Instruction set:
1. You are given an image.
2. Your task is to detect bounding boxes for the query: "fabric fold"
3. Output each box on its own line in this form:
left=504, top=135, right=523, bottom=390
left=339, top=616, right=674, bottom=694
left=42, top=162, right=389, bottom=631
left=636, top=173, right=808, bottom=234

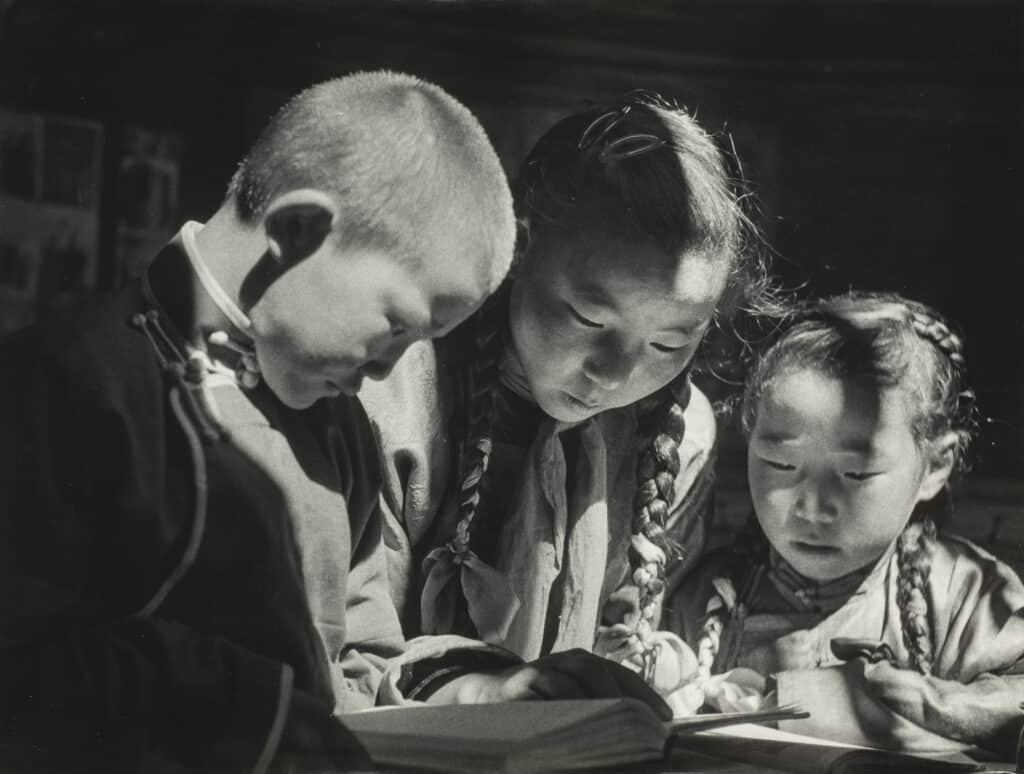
left=420, top=546, right=521, bottom=643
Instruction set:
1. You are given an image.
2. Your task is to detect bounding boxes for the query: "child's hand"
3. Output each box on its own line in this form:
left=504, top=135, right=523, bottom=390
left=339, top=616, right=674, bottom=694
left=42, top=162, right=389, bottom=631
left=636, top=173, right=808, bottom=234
left=595, top=625, right=699, bottom=696
left=429, top=648, right=673, bottom=719
left=861, top=661, right=1024, bottom=752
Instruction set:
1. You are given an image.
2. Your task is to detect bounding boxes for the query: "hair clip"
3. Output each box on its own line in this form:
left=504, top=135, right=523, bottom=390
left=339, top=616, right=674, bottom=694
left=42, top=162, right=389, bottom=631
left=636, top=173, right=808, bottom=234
left=600, top=133, right=668, bottom=162
left=578, top=106, right=630, bottom=152
left=578, top=104, right=667, bottom=163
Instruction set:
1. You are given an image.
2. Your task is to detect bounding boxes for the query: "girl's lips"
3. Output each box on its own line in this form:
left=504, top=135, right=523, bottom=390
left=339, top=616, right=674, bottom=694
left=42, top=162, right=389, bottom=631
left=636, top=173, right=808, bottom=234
left=563, top=391, right=599, bottom=410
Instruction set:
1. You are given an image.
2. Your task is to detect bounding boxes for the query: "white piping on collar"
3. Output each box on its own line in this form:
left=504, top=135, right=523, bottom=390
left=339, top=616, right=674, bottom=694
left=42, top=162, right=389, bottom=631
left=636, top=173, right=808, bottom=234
left=179, top=220, right=253, bottom=336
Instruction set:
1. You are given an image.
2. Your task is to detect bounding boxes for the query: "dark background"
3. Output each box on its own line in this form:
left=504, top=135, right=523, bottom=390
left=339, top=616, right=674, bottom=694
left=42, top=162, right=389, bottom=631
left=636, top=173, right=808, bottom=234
left=1, top=0, right=1021, bottom=550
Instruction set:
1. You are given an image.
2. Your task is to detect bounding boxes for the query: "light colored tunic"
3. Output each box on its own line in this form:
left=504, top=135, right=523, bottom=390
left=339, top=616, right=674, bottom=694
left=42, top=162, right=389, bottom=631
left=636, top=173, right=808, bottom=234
left=361, top=338, right=717, bottom=660
left=667, top=533, right=1024, bottom=750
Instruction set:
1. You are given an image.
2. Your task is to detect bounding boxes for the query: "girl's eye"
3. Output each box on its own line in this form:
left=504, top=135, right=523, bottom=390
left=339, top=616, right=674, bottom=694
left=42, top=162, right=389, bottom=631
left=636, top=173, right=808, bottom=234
left=845, top=471, right=882, bottom=482
left=565, top=303, right=602, bottom=328
left=387, top=318, right=408, bottom=337
left=761, top=458, right=795, bottom=472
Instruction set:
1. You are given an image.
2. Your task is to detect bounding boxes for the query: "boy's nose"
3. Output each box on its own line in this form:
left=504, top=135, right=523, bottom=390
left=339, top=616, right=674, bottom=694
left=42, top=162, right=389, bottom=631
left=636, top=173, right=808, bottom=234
left=361, top=342, right=407, bottom=382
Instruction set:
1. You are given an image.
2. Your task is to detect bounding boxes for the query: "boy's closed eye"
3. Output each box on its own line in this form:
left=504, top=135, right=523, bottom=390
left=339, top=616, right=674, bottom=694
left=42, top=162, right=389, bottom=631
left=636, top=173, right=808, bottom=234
left=759, top=458, right=796, bottom=472
left=564, top=302, right=603, bottom=328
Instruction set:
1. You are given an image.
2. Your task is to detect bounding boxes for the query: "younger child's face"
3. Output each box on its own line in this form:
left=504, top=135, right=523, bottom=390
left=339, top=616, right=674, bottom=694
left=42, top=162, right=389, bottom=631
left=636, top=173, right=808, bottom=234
left=747, top=368, right=940, bottom=582
left=251, top=237, right=482, bottom=409
left=509, top=229, right=725, bottom=423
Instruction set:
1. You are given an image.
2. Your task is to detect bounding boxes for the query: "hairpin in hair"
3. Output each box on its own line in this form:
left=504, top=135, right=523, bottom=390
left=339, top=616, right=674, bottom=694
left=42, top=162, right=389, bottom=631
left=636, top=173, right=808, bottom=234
left=578, top=105, right=667, bottom=163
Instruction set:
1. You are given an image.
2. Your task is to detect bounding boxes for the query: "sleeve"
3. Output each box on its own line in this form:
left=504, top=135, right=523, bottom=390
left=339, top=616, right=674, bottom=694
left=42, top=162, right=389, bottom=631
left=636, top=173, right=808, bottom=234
left=334, top=388, right=520, bottom=712
left=0, top=329, right=356, bottom=773
left=931, top=536, right=1024, bottom=681
left=331, top=491, right=410, bottom=712
left=359, top=340, right=455, bottom=629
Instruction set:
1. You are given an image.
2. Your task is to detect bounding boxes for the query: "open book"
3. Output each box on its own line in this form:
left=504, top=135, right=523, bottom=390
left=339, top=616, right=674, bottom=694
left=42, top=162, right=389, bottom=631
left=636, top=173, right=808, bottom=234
left=673, top=722, right=985, bottom=774
left=339, top=700, right=807, bottom=773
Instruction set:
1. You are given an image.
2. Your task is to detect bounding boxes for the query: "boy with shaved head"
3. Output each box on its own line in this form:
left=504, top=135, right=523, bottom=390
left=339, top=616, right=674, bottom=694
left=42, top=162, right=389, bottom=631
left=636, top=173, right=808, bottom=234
left=0, top=71, right=667, bottom=773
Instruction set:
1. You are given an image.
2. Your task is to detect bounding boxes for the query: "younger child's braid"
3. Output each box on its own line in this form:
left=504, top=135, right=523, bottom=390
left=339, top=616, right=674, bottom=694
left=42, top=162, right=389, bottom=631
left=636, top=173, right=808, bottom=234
left=630, top=374, right=692, bottom=670
left=694, top=517, right=770, bottom=681
left=895, top=515, right=938, bottom=674
left=892, top=302, right=971, bottom=674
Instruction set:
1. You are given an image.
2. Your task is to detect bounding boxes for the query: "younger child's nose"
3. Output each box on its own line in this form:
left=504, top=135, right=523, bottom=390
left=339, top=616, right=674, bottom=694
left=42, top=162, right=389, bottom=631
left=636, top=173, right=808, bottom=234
left=792, top=483, right=838, bottom=524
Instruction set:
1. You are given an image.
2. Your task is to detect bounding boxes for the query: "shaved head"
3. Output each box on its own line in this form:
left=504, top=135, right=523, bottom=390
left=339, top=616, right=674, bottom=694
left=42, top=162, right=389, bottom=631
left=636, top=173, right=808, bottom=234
left=228, top=70, right=514, bottom=295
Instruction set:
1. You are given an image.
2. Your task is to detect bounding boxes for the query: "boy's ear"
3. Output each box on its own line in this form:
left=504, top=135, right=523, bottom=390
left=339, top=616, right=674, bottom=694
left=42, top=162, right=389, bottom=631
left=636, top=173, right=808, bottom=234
left=263, top=189, right=339, bottom=265
left=510, top=216, right=531, bottom=276
left=916, top=431, right=958, bottom=503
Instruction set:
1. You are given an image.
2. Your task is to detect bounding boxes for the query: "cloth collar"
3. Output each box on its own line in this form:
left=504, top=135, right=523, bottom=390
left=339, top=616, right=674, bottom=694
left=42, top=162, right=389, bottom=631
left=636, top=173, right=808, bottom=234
left=765, top=543, right=895, bottom=614
left=497, top=344, right=534, bottom=403
left=143, top=225, right=258, bottom=388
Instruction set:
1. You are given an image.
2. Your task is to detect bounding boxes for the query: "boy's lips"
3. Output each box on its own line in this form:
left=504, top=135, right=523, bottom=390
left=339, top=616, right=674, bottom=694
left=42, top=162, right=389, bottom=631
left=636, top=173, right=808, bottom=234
left=325, top=376, right=361, bottom=396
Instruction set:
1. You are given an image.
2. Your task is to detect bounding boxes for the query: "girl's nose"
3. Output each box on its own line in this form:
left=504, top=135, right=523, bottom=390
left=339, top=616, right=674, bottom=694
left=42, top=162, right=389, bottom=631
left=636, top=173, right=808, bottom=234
left=581, top=337, right=634, bottom=391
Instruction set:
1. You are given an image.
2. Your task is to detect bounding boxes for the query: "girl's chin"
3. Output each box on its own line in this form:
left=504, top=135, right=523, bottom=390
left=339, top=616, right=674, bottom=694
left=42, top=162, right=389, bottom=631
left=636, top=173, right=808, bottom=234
left=538, top=391, right=603, bottom=422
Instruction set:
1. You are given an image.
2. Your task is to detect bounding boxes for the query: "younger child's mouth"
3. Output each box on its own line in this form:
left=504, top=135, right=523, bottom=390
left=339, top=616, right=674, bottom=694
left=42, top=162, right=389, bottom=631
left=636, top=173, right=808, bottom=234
left=791, top=541, right=840, bottom=555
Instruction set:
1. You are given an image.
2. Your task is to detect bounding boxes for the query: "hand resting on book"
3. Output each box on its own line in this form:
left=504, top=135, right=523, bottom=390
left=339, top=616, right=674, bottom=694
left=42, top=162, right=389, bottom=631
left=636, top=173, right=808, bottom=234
left=425, top=648, right=673, bottom=719
left=857, top=659, right=1024, bottom=753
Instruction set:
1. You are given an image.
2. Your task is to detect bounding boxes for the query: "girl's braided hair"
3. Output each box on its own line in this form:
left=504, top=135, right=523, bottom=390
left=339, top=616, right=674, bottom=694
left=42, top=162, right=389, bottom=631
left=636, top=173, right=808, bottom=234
left=696, top=291, right=977, bottom=678
left=435, top=93, right=774, bottom=659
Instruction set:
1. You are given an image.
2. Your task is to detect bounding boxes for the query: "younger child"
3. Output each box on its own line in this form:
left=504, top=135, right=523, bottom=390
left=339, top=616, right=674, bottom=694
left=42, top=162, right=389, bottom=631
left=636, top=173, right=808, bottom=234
left=664, top=292, right=1024, bottom=754
left=361, top=92, right=773, bottom=702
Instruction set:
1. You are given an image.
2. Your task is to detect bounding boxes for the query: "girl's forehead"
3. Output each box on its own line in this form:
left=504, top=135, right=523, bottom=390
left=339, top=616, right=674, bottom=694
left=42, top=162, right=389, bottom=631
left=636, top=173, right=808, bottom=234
left=755, top=368, right=916, bottom=452
left=547, top=233, right=727, bottom=308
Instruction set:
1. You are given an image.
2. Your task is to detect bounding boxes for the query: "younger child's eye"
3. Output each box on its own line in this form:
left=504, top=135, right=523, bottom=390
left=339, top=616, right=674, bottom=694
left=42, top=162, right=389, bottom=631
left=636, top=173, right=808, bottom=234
left=565, top=303, right=602, bottom=328
left=651, top=342, right=687, bottom=354
left=845, top=471, right=882, bottom=482
left=760, top=458, right=795, bottom=472
left=387, top=317, right=408, bottom=337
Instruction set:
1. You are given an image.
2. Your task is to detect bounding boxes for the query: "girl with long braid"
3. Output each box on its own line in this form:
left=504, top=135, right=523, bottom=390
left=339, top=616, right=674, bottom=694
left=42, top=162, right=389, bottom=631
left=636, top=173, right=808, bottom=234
left=360, top=92, right=772, bottom=704
left=664, top=292, right=1024, bottom=754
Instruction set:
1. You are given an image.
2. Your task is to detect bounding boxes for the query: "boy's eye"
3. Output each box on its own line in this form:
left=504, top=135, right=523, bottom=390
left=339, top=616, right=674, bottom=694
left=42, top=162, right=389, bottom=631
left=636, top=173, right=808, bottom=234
left=387, top=317, right=408, bottom=337
left=844, top=471, right=882, bottom=482
left=760, top=458, right=795, bottom=472
left=565, top=303, right=602, bottom=328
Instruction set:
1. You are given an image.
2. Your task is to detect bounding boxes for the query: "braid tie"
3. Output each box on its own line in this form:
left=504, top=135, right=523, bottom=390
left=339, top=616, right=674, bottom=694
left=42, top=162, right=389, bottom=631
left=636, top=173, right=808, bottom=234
left=909, top=311, right=965, bottom=366
left=895, top=517, right=937, bottom=675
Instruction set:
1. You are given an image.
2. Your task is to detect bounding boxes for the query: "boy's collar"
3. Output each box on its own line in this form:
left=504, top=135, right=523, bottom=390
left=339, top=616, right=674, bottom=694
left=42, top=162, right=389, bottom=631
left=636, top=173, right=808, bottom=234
left=177, top=221, right=253, bottom=338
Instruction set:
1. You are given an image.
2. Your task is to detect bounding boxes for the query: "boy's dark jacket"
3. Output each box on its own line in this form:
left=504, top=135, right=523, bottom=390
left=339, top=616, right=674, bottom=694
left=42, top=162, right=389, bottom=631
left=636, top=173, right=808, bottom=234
left=0, top=244, right=389, bottom=772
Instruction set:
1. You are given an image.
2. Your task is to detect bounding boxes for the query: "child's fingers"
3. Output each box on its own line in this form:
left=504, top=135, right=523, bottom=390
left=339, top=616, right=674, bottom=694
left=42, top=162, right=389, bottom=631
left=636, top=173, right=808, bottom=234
left=527, top=650, right=673, bottom=718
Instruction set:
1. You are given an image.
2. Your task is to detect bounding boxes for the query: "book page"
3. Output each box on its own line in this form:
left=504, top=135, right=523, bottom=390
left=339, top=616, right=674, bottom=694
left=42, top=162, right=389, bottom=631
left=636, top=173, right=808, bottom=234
left=676, top=723, right=982, bottom=774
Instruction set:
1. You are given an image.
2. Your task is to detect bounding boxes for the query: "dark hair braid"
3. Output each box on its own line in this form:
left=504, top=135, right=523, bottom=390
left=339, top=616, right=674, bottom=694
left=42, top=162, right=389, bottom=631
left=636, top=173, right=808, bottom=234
left=630, top=374, right=692, bottom=659
left=895, top=515, right=937, bottom=674
left=448, top=290, right=508, bottom=568
left=695, top=517, right=770, bottom=680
